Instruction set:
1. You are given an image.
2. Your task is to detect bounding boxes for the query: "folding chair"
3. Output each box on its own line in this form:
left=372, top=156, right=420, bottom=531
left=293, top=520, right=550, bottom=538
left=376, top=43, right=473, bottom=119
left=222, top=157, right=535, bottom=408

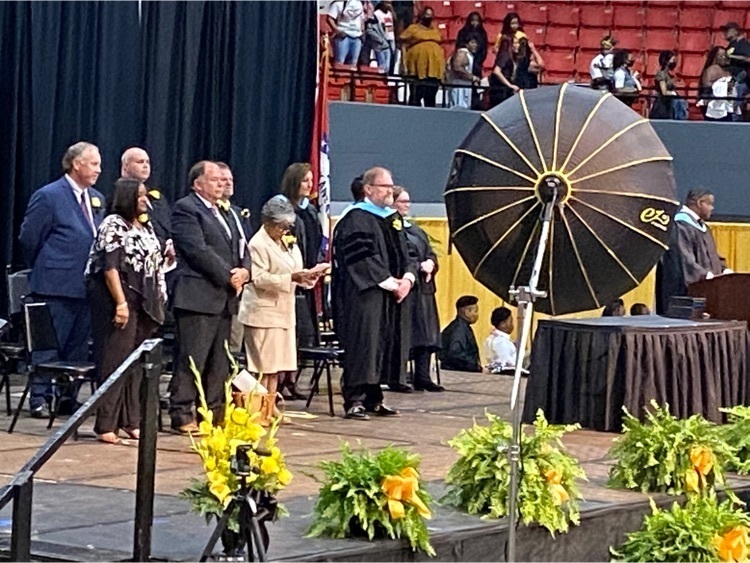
left=8, top=302, right=96, bottom=433
left=0, top=268, right=31, bottom=416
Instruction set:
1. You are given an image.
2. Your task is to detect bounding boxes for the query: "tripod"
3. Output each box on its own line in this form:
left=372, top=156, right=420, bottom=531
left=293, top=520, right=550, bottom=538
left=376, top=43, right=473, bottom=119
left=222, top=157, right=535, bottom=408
left=199, top=472, right=274, bottom=562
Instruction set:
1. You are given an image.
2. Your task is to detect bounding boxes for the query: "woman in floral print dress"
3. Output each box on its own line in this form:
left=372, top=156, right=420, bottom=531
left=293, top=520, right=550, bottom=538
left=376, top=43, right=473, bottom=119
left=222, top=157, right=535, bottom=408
left=86, top=178, right=169, bottom=444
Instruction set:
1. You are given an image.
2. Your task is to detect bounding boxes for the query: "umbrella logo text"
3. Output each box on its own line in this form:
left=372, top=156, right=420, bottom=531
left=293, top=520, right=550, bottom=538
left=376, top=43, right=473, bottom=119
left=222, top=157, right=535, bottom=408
left=639, top=208, right=671, bottom=232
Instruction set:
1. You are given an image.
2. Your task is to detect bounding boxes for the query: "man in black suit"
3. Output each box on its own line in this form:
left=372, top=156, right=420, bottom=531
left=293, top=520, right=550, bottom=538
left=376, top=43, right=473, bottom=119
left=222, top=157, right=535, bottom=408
left=168, top=161, right=251, bottom=434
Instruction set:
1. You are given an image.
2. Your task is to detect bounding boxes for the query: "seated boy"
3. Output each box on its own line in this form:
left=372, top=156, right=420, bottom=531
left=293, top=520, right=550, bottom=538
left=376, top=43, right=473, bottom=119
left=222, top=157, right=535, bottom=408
left=440, top=295, right=482, bottom=372
left=483, top=307, right=518, bottom=374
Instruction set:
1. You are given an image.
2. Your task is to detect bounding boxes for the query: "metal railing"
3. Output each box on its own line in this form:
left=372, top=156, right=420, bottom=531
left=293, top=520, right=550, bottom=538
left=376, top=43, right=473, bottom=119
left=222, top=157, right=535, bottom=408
left=0, top=338, right=163, bottom=562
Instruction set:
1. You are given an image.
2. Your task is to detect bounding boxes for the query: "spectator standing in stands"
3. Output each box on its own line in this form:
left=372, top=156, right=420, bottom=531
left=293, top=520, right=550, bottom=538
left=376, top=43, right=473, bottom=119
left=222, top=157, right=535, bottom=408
left=590, top=35, right=616, bottom=90
left=400, top=7, right=444, bottom=107
left=722, top=22, right=750, bottom=120
left=392, top=187, right=443, bottom=392
left=630, top=303, right=651, bottom=316
left=328, top=0, right=366, bottom=67
left=489, top=36, right=518, bottom=107
left=440, top=295, right=482, bottom=373
left=86, top=178, right=168, bottom=444
left=372, top=1, right=396, bottom=73
left=612, top=49, right=642, bottom=106
left=514, top=36, right=543, bottom=90
left=650, top=50, right=687, bottom=120
left=494, top=12, right=542, bottom=64
left=447, top=37, right=480, bottom=109
left=699, top=47, right=735, bottom=122
left=456, top=12, right=488, bottom=79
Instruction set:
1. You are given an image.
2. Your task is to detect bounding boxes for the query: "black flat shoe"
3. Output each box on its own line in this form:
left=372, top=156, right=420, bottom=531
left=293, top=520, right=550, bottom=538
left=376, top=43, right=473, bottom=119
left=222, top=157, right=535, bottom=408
left=367, top=404, right=400, bottom=417
left=415, top=382, right=445, bottom=392
left=345, top=406, right=370, bottom=420
left=388, top=384, right=414, bottom=393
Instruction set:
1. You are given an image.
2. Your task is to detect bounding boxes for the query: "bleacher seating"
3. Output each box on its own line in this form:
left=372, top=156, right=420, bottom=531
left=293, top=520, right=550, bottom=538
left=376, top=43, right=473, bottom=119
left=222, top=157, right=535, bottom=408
left=320, top=0, right=749, bottom=115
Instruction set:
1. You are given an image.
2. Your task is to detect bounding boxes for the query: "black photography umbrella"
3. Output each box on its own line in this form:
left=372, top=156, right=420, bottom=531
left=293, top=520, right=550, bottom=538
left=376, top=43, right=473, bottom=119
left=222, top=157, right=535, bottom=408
left=445, top=83, right=679, bottom=316
left=444, top=84, right=678, bottom=561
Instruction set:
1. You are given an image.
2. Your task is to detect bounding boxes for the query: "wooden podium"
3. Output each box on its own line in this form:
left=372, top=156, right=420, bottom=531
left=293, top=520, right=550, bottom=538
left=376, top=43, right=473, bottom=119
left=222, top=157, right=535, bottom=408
left=688, top=274, right=750, bottom=323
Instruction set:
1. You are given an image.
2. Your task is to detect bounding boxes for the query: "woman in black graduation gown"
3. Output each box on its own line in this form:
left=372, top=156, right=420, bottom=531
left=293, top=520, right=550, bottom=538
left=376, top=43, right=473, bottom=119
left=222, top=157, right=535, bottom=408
left=393, top=187, right=443, bottom=391
left=278, top=162, right=324, bottom=399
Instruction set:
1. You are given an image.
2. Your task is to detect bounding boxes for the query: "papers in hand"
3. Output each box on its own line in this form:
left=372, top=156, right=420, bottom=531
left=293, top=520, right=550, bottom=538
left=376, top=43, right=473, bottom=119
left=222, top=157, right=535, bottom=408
left=309, top=262, right=331, bottom=275
left=232, top=369, right=268, bottom=395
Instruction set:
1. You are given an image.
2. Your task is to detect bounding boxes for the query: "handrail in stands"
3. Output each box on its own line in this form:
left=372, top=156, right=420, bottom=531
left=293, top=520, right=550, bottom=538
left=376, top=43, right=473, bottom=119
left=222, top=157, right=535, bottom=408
left=0, top=338, right=163, bottom=562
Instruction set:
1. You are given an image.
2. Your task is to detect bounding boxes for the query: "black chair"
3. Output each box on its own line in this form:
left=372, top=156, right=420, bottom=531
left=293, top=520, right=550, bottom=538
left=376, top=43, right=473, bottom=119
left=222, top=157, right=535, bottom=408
left=8, top=302, right=97, bottom=433
left=299, top=344, right=342, bottom=417
left=0, top=268, right=32, bottom=416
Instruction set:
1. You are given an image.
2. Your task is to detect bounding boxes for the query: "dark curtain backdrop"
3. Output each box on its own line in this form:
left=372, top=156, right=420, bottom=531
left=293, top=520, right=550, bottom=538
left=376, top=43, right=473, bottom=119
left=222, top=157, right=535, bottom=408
left=0, top=1, right=318, bottom=316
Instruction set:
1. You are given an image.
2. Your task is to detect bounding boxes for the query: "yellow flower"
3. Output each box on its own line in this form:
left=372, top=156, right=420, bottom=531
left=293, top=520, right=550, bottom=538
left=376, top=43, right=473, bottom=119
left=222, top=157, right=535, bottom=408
left=198, top=420, right=213, bottom=437
left=549, top=483, right=570, bottom=506
left=690, top=445, right=715, bottom=477
left=231, top=408, right=250, bottom=426
left=261, top=455, right=280, bottom=475
left=204, top=456, right=217, bottom=471
left=209, top=482, right=233, bottom=506
left=685, top=468, right=701, bottom=493
left=90, top=196, right=101, bottom=208
left=282, top=233, right=297, bottom=248
left=714, top=526, right=750, bottom=562
left=381, top=467, right=431, bottom=520
left=138, top=213, right=149, bottom=224
left=277, top=467, right=293, bottom=486
left=544, top=468, right=563, bottom=485
left=392, top=217, right=402, bottom=231
left=148, top=189, right=161, bottom=200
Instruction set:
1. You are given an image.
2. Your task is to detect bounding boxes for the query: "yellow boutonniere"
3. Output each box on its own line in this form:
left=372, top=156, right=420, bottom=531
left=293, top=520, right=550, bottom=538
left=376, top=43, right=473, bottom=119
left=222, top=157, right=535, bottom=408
left=240, top=208, right=251, bottom=218
left=282, top=233, right=297, bottom=248
left=392, top=217, right=402, bottom=231
left=138, top=213, right=150, bottom=224
left=148, top=189, right=161, bottom=200
left=90, top=196, right=102, bottom=208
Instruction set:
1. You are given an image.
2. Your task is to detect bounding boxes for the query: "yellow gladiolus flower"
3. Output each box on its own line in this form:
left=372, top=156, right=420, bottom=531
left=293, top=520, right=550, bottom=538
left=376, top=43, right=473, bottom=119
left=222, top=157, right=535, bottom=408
left=713, top=525, right=750, bottom=562
left=277, top=467, right=293, bottom=486
left=198, top=420, right=213, bottom=437
left=685, top=468, right=701, bottom=493
left=209, top=482, right=233, bottom=506
left=387, top=498, right=406, bottom=520
left=690, top=445, right=715, bottom=477
left=544, top=468, right=563, bottom=485
left=204, top=456, right=217, bottom=471
left=231, top=408, right=250, bottom=426
left=261, top=455, right=280, bottom=475
left=549, top=483, right=570, bottom=506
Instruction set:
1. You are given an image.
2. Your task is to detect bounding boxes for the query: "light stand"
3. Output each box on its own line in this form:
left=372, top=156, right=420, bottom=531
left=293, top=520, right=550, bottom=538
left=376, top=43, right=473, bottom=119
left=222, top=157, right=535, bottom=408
left=505, top=180, right=560, bottom=562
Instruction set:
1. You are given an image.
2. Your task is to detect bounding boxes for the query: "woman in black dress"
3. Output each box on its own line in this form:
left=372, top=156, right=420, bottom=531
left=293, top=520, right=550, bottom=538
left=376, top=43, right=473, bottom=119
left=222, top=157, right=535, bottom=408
left=392, top=187, right=443, bottom=392
left=278, top=162, right=324, bottom=398
left=86, top=178, right=168, bottom=444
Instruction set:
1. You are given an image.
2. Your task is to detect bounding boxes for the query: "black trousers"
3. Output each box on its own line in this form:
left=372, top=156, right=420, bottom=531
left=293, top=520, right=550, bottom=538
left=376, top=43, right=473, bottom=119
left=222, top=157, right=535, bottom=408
left=169, top=308, right=231, bottom=427
left=90, top=280, right=158, bottom=434
left=412, top=346, right=435, bottom=388
left=342, top=383, right=384, bottom=412
left=408, top=78, right=439, bottom=108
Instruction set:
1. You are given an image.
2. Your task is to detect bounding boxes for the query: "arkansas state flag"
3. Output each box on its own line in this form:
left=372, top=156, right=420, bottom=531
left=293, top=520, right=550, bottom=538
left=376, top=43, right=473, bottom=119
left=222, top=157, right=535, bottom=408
left=311, top=35, right=331, bottom=258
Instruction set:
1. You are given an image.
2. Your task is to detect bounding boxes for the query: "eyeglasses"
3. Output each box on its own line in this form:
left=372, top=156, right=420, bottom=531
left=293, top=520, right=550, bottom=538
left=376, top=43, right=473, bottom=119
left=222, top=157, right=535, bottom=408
left=369, top=183, right=395, bottom=190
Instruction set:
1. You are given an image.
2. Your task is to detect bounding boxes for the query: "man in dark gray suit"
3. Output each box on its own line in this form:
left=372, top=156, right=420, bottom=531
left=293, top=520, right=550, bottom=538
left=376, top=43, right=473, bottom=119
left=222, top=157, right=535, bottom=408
left=168, top=161, right=251, bottom=434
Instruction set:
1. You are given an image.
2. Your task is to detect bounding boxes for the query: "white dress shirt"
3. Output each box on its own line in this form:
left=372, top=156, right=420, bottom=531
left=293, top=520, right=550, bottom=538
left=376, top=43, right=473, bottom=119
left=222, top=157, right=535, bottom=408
left=484, top=329, right=517, bottom=371
left=195, top=191, right=232, bottom=239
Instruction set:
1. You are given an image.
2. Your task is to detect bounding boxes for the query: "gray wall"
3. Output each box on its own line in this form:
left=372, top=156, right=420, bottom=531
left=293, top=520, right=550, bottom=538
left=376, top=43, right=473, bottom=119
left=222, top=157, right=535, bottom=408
left=329, top=101, right=750, bottom=220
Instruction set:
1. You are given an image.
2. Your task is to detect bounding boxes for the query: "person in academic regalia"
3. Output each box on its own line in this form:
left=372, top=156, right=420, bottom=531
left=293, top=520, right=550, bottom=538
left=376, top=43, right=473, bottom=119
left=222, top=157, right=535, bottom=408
left=332, top=166, right=417, bottom=420
left=656, top=189, right=732, bottom=314
left=392, top=187, right=443, bottom=392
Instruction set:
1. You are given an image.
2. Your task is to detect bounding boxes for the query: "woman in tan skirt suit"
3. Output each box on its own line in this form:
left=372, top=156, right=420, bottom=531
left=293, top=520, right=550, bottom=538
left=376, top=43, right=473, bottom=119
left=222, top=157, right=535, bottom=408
left=239, top=196, right=322, bottom=422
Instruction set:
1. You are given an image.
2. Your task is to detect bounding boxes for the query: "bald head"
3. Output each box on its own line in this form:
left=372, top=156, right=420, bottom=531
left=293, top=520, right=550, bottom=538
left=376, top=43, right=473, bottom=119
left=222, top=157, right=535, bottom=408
left=121, top=147, right=151, bottom=183
left=362, top=166, right=394, bottom=208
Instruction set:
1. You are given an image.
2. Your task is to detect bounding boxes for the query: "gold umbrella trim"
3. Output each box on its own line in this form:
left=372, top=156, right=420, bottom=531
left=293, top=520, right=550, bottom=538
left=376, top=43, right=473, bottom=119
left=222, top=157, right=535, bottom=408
left=511, top=221, right=541, bottom=289
left=565, top=204, right=640, bottom=285
left=473, top=202, right=541, bottom=278
left=519, top=90, right=548, bottom=173
left=570, top=156, right=673, bottom=185
left=481, top=114, right=542, bottom=177
left=560, top=207, right=601, bottom=309
left=572, top=188, right=679, bottom=205
left=453, top=195, right=537, bottom=237
left=559, top=93, right=610, bottom=172
left=455, top=149, right=537, bottom=184
left=552, top=82, right=569, bottom=171
left=569, top=196, right=669, bottom=250
left=444, top=186, right=535, bottom=196
left=566, top=119, right=651, bottom=178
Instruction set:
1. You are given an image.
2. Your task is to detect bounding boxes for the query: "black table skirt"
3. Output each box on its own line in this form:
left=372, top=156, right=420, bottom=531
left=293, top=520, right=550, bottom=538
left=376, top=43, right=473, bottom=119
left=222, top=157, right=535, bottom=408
left=521, top=316, right=750, bottom=431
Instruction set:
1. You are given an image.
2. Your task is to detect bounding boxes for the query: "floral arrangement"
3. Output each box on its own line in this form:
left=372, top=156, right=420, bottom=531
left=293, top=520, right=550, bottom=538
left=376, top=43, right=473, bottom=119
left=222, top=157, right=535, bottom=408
left=179, top=357, right=293, bottom=534
left=611, top=493, right=750, bottom=562
left=607, top=401, right=735, bottom=498
left=442, top=409, right=586, bottom=536
left=719, top=406, right=750, bottom=475
left=306, top=444, right=434, bottom=556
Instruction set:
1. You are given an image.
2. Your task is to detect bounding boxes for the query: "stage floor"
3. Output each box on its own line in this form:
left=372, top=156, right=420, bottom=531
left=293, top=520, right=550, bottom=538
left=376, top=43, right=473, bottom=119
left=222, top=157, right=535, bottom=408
left=0, top=369, right=745, bottom=560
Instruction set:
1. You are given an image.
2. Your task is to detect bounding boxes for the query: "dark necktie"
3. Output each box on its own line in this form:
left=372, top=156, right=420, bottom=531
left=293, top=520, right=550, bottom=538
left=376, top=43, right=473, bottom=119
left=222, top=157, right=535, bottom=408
left=80, top=193, right=94, bottom=231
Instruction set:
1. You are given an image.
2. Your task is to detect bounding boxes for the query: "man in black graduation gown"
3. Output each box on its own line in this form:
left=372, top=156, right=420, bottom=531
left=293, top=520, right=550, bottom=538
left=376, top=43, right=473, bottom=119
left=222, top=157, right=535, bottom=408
left=439, top=295, right=483, bottom=372
left=657, top=189, right=732, bottom=314
left=332, top=166, right=417, bottom=420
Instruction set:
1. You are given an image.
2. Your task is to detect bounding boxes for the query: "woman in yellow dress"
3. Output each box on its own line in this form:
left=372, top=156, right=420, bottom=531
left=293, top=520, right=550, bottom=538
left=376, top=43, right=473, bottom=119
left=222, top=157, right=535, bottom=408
left=400, top=6, right=444, bottom=107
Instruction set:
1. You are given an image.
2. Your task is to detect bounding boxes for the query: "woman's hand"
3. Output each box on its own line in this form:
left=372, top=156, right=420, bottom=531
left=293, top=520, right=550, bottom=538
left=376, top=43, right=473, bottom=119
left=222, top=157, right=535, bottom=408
left=292, top=271, right=317, bottom=286
left=511, top=84, right=521, bottom=93
left=114, top=302, right=129, bottom=329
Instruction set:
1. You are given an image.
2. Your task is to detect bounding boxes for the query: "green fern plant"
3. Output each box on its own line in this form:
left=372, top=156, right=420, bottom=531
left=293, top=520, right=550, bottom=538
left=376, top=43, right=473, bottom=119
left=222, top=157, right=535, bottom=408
left=719, top=406, right=750, bottom=475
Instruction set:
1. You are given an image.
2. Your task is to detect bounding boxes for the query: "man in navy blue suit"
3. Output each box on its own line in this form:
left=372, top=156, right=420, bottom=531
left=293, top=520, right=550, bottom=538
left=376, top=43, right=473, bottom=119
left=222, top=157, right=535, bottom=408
left=19, top=141, right=106, bottom=417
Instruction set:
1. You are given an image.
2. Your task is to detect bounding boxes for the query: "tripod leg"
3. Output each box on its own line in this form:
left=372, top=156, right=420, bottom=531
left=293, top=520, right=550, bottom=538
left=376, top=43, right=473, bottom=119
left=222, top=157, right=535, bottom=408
left=199, top=500, right=237, bottom=562
left=248, top=517, right=267, bottom=562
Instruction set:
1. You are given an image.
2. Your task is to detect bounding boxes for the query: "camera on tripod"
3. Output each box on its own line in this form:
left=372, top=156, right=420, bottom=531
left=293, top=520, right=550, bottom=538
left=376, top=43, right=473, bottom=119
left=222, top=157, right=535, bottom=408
left=231, top=444, right=273, bottom=477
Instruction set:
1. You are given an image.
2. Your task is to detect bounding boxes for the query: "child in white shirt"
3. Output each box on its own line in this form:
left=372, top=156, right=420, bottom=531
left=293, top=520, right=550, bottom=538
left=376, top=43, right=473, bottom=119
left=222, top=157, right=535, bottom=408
left=483, top=307, right=517, bottom=373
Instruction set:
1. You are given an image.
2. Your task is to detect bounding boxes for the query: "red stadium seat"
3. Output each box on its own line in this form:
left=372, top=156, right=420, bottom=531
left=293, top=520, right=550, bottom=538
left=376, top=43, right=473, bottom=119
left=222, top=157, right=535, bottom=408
left=484, top=1, right=509, bottom=24
left=445, top=19, right=463, bottom=40
left=543, top=26, right=578, bottom=49
left=644, top=29, right=678, bottom=52
left=546, top=3, right=581, bottom=27
left=422, top=1, right=457, bottom=21
left=527, top=25, right=546, bottom=45
left=540, top=48, right=575, bottom=76
left=680, top=53, right=708, bottom=81
left=613, top=5, right=645, bottom=29
left=644, top=5, right=679, bottom=29
left=679, top=6, right=714, bottom=30
left=718, top=0, right=750, bottom=7
left=514, top=2, right=549, bottom=26
left=643, top=52, right=661, bottom=78
left=435, top=21, right=450, bottom=40
left=575, top=49, right=597, bottom=76
left=611, top=28, right=645, bottom=51
left=712, top=9, right=747, bottom=31
left=454, top=2, right=484, bottom=20
left=578, top=27, right=611, bottom=50
left=580, top=3, right=614, bottom=28
left=679, top=30, right=712, bottom=54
